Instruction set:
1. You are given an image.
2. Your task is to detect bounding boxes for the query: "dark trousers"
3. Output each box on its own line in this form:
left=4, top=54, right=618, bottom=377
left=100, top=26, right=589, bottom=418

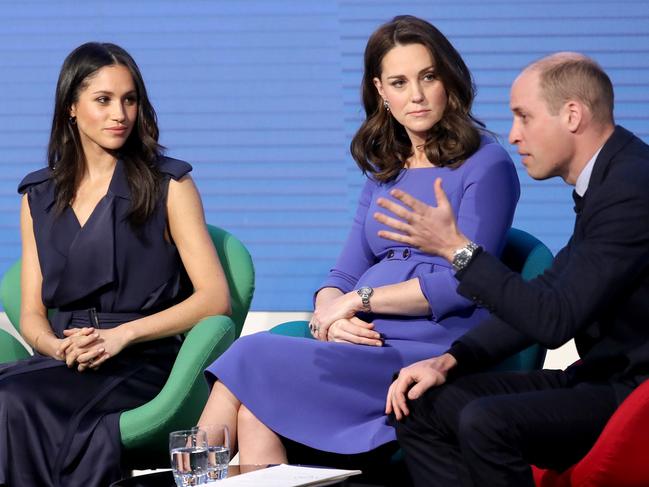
left=394, top=369, right=618, bottom=487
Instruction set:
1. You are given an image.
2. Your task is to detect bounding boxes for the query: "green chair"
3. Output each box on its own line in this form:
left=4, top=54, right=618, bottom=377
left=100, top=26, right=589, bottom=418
left=270, top=227, right=554, bottom=371
left=0, top=224, right=255, bottom=469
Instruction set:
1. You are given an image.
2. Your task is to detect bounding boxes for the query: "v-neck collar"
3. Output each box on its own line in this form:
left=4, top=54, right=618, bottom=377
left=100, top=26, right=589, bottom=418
left=69, top=160, right=130, bottom=229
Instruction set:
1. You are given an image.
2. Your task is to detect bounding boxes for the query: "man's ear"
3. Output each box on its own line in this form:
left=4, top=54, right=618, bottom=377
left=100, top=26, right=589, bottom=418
left=563, top=100, right=583, bottom=133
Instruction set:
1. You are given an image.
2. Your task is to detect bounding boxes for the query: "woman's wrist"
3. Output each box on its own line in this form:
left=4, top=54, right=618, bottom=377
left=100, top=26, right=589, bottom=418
left=116, top=321, right=138, bottom=347
left=314, top=287, right=344, bottom=309
left=34, top=331, right=58, bottom=357
left=347, top=290, right=365, bottom=314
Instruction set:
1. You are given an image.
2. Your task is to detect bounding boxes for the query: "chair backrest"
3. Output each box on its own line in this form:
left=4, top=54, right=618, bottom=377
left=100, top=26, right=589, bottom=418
left=0, top=224, right=254, bottom=339
left=0, top=260, right=21, bottom=333
left=494, top=227, right=554, bottom=371
left=206, top=224, right=254, bottom=338
left=501, top=228, right=554, bottom=282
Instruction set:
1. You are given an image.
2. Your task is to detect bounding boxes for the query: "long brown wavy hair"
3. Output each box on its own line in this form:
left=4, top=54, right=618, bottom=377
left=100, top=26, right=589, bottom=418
left=351, top=15, right=483, bottom=182
left=47, top=42, right=163, bottom=224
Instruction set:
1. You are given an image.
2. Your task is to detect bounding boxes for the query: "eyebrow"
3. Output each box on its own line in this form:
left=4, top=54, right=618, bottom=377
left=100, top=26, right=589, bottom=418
left=386, top=65, right=436, bottom=80
left=91, top=90, right=137, bottom=95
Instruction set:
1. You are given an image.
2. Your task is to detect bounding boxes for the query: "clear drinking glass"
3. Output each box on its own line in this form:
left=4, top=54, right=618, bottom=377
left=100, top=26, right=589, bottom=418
left=169, top=428, right=208, bottom=486
left=203, top=424, right=230, bottom=482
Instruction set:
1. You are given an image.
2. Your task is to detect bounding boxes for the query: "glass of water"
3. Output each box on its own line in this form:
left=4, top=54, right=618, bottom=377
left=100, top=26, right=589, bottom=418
left=203, top=424, right=230, bottom=482
left=169, top=428, right=208, bottom=486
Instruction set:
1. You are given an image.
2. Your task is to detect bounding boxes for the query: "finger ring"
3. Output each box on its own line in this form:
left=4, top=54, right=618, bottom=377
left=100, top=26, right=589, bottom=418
left=309, top=321, right=319, bottom=333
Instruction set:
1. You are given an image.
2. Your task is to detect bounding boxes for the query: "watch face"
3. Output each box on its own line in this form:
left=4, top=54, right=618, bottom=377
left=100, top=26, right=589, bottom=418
left=357, top=286, right=373, bottom=310
left=457, top=249, right=471, bottom=262
left=452, top=243, right=477, bottom=271
left=359, top=286, right=372, bottom=297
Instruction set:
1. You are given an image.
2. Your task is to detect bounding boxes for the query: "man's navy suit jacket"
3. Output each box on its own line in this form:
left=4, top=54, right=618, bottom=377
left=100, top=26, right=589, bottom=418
left=449, top=125, right=649, bottom=402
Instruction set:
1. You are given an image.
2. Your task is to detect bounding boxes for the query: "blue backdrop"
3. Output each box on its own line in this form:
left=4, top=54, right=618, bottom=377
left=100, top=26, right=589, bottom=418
left=1, top=1, right=648, bottom=310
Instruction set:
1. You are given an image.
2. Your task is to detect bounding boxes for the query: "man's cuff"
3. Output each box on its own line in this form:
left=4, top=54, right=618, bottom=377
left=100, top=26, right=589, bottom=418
left=445, top=341, right=480, bottom=376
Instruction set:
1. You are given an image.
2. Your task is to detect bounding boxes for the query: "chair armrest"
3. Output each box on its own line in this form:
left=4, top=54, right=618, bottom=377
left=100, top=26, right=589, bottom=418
left=269, top=320, right=312, bottom=339
left=0, top=328, right=31, bottom=364
left=120, top=314, right=236, bottom=452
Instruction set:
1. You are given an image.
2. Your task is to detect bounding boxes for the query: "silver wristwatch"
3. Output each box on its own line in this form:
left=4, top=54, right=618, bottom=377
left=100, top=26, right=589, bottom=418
left=452, top=241, right=480, bottom=271
left=356, top=286, right=374, bottom=311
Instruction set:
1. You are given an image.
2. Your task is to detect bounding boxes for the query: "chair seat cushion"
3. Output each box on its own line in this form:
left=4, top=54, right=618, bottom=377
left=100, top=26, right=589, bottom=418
left=534, top=379, right=649, bottom=487
left=570, top=379, right=649, bottom=487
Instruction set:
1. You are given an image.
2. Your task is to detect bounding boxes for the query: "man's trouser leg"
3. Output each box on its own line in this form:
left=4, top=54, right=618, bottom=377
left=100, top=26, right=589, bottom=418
left=395, top=369, right=618, bottom=487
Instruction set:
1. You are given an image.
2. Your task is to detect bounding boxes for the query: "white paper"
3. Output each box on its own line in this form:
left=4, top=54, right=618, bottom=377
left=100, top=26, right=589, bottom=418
left=216, top=464, right=362, bottom=486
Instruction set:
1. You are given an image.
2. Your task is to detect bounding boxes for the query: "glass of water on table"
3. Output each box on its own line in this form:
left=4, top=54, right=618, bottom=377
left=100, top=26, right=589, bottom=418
left=203, top=424, right=230, bottom=481
left=169, top=428, right=208, bottom=486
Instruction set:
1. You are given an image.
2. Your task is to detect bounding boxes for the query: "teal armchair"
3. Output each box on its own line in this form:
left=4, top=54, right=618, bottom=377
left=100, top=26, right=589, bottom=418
left=490, top=227, right=553, bottom=371
left=0, top=224, right=255, bottom=469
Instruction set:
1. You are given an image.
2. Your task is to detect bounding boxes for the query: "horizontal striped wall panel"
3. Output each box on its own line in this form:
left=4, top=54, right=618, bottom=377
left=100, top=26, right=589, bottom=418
left=0, top=1, right=648, bottom=311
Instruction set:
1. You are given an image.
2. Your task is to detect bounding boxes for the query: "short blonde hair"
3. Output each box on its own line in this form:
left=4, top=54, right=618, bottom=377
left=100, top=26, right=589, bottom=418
left=528, top=53, right=614, bottom=124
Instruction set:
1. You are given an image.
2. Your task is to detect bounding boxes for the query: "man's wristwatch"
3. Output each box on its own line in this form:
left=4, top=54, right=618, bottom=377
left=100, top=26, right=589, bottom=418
left=451, top=241, right=480, bottom=271
left=356, top=286, right=374, bottom=312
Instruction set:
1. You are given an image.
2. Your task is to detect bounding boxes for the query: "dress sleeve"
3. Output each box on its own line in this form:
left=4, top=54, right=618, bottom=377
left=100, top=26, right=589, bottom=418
left=316, top=179, right=378, bottom=296
left=419, top=143, right=520, bottom=320
left=157, top=157, right=193, bottom=180
left=17, top=167, right=52, bottom=194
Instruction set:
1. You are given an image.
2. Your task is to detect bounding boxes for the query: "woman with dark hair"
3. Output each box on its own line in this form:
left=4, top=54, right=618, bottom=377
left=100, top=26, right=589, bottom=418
left=0, top=42, right=229, bottom=486
left=199, top=15, right=519, bottom=463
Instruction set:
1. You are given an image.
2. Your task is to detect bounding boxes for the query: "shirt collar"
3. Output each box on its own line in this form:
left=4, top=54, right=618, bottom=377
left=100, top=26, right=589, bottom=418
left=574, top=146, right=603, bottom=197
left=107, top=159, right=131, bottom=200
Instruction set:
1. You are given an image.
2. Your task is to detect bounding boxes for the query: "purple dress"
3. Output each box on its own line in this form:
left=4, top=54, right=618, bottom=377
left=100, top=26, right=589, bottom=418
left=206, top=139, right=520, bottom=454
left=0, top=158, right=192, bottom=487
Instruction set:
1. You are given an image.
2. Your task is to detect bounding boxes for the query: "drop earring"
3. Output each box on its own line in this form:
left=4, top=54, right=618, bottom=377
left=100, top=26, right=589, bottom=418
left=383, top=99, right=390, bottom=112
left=69, top=116, right=77, bottom=125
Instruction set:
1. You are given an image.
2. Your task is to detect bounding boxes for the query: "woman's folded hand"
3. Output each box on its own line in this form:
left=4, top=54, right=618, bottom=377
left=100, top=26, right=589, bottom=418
left=327, top=317, right=383, bottom=346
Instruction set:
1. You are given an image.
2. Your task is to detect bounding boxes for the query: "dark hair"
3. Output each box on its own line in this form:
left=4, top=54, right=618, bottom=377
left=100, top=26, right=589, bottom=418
left=47, top=42, right=163, bottom=224
left=350, top=15, right=483, bottom=182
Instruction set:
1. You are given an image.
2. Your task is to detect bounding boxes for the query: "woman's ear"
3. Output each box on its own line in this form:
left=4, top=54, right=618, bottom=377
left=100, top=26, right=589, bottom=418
left=373, top=77, right=385, bottom=99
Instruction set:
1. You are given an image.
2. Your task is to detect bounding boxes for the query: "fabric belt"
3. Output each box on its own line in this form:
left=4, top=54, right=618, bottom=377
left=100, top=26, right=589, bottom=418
left=68, top=309, right=146, bottom=329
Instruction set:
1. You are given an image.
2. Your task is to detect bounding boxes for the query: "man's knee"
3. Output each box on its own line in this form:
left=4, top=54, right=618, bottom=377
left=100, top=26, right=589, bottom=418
left=396, top=383, right=476, bottom=441
left=457, top=398, right=509, bottom=449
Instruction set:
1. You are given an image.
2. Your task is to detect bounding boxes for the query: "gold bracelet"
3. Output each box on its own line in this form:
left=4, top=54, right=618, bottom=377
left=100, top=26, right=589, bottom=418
left=33, top=330, right=53, bottom=353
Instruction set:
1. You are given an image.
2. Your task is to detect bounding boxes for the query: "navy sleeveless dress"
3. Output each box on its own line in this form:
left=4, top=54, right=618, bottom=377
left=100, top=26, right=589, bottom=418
left=0, top=157, right=192, bottom=487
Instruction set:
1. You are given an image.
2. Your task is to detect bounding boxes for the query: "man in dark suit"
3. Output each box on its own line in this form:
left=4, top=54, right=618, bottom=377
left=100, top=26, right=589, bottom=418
left=373, top=52, right=649, bottom=486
